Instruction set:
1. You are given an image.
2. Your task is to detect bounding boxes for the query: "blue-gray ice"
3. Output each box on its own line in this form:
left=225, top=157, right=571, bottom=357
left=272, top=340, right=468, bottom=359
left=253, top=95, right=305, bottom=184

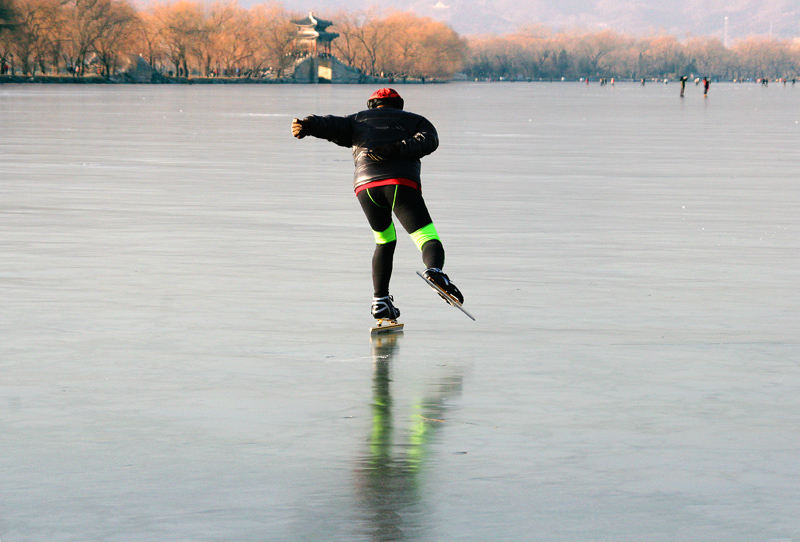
left=1, top=82, right=799, bottom=541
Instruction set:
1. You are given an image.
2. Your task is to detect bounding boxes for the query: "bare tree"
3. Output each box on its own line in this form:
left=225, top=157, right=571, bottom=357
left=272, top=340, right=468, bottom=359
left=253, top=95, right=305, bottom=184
left=151, top=0, right=204, bottom=76
left=361, top=12, right=394, bottom=76
left=414, top=18, right=465, bottom=79
left=733, top=37, right=790, bottom=79
left=248, top=4, right=295, bottom=78
left=465, top=36, right=521, bottom=79
left=512, top=25, right=553, bottom=79
left=329, top=9, right=361, bottom=68
left=134, top=10, right=166, bottom=70
left=90, top=0, right=138, bottom=76
left=576, top=29, right=627, bottom=77
left=685, top=36, right=728, bottom=78
left=61, top=0, right=138, bottom=75
left=194, top=1, right=237, bottom=76
left=212, top=2, right=251, bottom=75
left=640, top=34, right=685, bottom=77
left=788, top=41, right=800, bottom=78
left=6, top=0, right=64, bottom=74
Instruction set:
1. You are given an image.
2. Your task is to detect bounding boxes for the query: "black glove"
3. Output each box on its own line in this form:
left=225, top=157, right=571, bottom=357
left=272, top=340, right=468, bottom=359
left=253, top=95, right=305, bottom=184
left=365, top=142, right=403, bottom=161
left=291, top=118, right=309, bottom=139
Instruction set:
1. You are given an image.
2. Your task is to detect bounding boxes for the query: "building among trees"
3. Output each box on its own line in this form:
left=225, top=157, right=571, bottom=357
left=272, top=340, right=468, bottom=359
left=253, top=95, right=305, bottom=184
left=2, top=0, right=793, bottom=83
left=291, top=13, right=338, bottom=57
left=290, top=12, right=362, bottom=83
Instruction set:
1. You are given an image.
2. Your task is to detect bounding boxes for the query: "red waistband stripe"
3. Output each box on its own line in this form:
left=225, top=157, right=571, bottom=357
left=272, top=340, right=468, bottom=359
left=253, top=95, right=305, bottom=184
left=355, top=178, right=419, bottom=194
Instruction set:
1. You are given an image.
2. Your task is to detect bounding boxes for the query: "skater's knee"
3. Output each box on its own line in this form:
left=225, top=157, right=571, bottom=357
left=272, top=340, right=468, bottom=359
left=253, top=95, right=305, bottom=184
left=410, top=223, right=440, bottom=251
left=373, top=223, right=397, bottom=245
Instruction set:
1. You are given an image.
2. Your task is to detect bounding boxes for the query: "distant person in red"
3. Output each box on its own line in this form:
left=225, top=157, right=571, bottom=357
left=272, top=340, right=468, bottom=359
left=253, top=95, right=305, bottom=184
left=703, top=77, right=710, bottom=97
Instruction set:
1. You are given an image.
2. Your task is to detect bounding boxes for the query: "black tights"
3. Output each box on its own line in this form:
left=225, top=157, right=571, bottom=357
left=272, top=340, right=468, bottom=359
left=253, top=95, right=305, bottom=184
left=371, top=239, right=444, bottom=296
left=357, top=185, right=445, bottom=297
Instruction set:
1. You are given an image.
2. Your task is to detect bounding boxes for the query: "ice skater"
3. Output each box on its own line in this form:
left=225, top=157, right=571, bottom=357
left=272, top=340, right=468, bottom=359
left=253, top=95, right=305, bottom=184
left=291, top=88, right=463, bottom=321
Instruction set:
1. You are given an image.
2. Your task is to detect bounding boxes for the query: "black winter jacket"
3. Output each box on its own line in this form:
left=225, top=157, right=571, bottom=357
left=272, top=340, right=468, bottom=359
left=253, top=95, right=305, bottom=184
left=301, top=107, right=439, bottom=191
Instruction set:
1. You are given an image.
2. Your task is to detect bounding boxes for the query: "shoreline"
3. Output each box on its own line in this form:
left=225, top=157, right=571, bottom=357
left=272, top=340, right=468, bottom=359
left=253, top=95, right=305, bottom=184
left=2, top=74, right=793, bottom=85
left=0, top=74, right=305, bottom=85
left=0, top=74, right=445, bottom=85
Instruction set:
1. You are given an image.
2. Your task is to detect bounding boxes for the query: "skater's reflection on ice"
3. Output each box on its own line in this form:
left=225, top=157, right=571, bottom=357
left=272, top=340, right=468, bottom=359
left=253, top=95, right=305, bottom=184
left=354, top=334, right=464, bottom=541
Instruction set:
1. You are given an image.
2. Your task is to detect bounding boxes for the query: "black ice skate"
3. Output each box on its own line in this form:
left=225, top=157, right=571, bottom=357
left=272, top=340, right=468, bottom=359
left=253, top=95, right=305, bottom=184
left=421, top=268, right=464, bottom=304
left=417, top=269, right=475, bottom=321
left=371, top=295, right=401, bottom=320
left=370, top=295, right=404, bottom=335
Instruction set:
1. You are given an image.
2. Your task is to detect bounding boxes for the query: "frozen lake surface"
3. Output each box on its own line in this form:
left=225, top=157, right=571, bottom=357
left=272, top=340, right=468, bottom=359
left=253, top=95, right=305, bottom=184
left=2, top=81, right=799, bottom=541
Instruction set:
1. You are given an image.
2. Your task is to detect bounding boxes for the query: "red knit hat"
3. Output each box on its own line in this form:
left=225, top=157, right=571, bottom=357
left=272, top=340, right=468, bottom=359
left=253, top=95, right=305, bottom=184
left=367, top=88, right=404, bottom=109
left=369, top=88, right=402, bottom=101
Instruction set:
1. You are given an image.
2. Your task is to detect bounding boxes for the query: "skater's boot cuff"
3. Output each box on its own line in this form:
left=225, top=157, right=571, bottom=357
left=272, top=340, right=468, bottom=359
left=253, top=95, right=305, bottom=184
left=372, top=295, right=401, bottom=320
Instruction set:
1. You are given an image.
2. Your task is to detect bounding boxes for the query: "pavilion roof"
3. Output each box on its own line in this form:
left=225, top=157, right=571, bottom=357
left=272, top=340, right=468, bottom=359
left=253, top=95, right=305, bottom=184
left=291, top=12, right=334, bottom=30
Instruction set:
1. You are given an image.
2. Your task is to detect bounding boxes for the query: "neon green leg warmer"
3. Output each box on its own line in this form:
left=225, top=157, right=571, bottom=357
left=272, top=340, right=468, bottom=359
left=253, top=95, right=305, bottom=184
left=409, top=223, right=440, bottom=251
left=373, top=223, right=397, bottom=245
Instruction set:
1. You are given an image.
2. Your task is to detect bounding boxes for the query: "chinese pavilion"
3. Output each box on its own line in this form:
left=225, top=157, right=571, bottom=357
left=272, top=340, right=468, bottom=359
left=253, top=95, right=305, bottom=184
left=291, top=12, right=339, bottom=56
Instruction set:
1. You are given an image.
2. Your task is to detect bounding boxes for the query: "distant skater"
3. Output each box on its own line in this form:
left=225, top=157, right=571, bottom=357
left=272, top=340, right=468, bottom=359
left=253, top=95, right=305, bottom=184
left=291, top=88, right=463, bottom=321
left=703, top=77, right=710, bottom=97
left=679, top=76, right=688, bottom=97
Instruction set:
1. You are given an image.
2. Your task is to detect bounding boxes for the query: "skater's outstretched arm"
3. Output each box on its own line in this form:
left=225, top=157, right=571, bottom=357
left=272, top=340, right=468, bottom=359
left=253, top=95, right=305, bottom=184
left=291, top=115, right=354, bottom=148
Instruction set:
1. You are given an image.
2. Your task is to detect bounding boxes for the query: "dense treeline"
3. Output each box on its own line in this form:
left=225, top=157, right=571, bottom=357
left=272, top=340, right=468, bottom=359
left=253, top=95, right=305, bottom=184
left=0, top=0, right=465, bottom=79
left=0, top=0, right=798, bottom=81
left=467, top=26, right=800, bottom=81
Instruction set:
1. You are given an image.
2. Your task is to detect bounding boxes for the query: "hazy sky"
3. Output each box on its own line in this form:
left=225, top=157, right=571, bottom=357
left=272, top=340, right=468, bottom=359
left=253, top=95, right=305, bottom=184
left=266, top=0, right=799, bottom=39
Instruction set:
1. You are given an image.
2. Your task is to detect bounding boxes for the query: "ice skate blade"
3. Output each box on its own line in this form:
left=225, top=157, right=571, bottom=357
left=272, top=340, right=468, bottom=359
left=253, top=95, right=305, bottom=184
left=370, top=319, right=405, bottom=335
left=416, top=271, right=475, bottom=321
